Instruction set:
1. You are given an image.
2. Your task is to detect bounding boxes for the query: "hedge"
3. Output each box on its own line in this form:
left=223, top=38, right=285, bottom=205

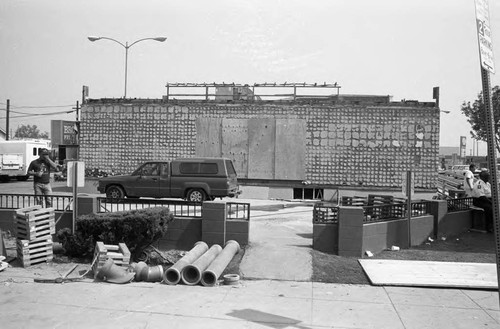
left=57, top=207, right=174, bottom=259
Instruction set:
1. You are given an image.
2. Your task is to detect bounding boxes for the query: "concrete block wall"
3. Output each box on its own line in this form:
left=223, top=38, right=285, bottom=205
left=226, top=220, right=249, bottom=246
left=313, top=223, right=338, bottom=253
left=437, top=211, right=472, bottom=237
left=159, top=217, right=202, bottom=250
left=362, top=215, right=433, bottom=255
left=338, top=207, right=364, bottom=257
left=201, top=201, right=227, bottom=246
left=80, top=101, right=439, bottom=189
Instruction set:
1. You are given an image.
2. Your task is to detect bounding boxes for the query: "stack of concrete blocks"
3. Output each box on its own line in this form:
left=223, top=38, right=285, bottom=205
left=15, top=205, right=55, bottom=267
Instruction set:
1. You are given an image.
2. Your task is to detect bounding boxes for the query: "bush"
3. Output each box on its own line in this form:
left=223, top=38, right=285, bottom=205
left=56, top=207, right=174, bottom=260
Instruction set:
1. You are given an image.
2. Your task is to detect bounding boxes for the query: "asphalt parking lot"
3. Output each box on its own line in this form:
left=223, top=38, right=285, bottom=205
left=0, top=177, right=100, bottom=196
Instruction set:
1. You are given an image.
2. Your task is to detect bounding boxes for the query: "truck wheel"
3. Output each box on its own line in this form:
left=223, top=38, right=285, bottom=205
left=106, top=185, right=125, bottom=200
left=187, top=189, right=206, bottom=202
left=0, top=175, right=10, bottom=183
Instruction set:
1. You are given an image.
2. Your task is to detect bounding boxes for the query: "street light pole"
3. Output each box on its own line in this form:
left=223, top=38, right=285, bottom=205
left=88, top=36, right=167, bottom=98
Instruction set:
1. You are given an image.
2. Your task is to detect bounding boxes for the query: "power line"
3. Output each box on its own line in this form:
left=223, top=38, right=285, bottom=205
left=0, top=110, right=76, bottom=119
left=9, top=109, right=76, bottom=115
left=0, top=102, right=74, bottom=109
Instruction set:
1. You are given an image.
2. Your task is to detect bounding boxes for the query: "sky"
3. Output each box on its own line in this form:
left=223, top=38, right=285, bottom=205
left=1, top=0, right=499, bottom=156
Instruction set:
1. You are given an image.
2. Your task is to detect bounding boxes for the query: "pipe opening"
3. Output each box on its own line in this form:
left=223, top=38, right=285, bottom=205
left=201, top=270, right=217, bottom=286
left=181, top=265, right=201, bottom=285
left=165, top=268, right=180, bottom=285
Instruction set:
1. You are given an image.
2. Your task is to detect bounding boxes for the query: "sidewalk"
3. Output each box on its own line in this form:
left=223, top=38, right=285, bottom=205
left=0, top=277, right=499, bottom=328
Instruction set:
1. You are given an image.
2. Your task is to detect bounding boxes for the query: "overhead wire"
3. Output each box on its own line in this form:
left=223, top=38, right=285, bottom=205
left=0, top=109, right=76, bottom=119
left=0, top=102, right=74, bottom=109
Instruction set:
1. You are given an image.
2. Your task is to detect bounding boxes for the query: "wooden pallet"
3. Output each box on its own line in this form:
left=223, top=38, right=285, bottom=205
left=16, top=238, right=53, bottom=267
left=15, top=206, right=55, bottom=241
left=92, top=242, right=131, bottom=278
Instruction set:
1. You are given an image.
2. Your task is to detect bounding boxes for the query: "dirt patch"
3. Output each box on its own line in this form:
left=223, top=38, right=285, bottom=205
left=311, top=230, right=497, bottom=284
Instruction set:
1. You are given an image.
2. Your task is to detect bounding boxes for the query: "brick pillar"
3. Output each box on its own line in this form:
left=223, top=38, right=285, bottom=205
left=429, top=200, right=447, bottom=239
left=338, top=206, right=364, bottom=257
left=202, top=201, right=226, bottom=246
left=77, top=195, right=98, bottom=216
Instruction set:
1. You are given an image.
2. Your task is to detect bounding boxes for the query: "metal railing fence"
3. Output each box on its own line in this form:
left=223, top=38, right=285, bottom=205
left=312, top=200, right=433, bottom=224
left=227, top=202, right=250, bottom=221
left=0, top=193, right=73, bottom=211
left=446, top=197, right=474, bottom=212
left=96, top=197, right=203, bottom=217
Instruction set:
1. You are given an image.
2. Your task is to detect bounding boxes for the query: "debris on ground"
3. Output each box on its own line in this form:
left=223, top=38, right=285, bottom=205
left=365, top=251, right=373, bottom=257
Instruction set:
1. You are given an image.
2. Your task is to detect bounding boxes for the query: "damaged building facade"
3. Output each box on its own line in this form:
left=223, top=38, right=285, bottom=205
left=79, top=83, right=440, bottom=199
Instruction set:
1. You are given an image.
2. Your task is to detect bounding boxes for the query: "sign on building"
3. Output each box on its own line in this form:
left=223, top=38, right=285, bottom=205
left=460, top=136, right=467, bottom=158
left=51, top=120, right=79, bottom=146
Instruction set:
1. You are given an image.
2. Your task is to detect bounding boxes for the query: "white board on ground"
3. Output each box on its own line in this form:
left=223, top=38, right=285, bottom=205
left=359, top=259, right=497, bottom=289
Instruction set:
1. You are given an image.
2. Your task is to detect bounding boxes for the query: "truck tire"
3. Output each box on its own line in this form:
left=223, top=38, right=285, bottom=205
left=0, top=175, right=10, bottom=183
left=106, top=185, right=125, bottom=200
left=187, top=189, right=206, bottom=202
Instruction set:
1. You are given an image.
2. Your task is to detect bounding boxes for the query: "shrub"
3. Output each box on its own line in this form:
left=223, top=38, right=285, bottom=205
left=56, top=207, right=174, bottom=260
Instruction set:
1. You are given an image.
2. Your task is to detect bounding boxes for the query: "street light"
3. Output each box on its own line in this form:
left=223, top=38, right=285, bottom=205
left=88, top=36, right=167, bottom=98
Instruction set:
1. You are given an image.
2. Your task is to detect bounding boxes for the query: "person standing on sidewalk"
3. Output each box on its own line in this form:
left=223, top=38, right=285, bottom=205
left=27, top=148, right=60, bottom=208
left=471, top=170, right=494, bottom=232
left=463, top=164, right=476, bottom=196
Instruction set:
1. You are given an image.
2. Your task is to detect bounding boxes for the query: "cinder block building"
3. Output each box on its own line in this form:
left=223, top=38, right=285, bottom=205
left=79, top=83, right=440, bottom=199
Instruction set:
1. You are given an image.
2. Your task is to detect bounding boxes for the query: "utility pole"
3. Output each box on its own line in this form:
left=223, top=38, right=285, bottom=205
left=75, top=101, right=80, bottom=122
left=6, top=99, right=9, bottom=140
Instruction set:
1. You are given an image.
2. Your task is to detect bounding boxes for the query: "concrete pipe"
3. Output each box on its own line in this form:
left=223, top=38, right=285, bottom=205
left=181, top=244, right=222, bottom=286
left=163, top=241, right=208, bottom=285
left=146, top=265, right=164, bottom=282
left=201, top=240, right=241, bottom=287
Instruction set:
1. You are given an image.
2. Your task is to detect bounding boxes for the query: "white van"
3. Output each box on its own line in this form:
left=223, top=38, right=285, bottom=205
left=0, top=139, right=52, bottom=182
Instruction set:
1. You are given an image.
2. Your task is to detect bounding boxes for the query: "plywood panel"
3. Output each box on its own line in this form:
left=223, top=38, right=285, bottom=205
left=359, top=259, right=498, bottom=289
left=195, top=117, right=222, bottom=157
left=248, top=119, right=276, bottom=179
left=221, top=119, right=249, bottom=178
left=275, top=119, right=306, bottom=180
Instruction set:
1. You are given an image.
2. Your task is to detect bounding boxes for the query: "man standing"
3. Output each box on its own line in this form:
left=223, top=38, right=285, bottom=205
left=471, top=170, right=494, bottom=232
left=463, top=164, right=476, bottom=196
left=27, top=148, right=60, bottom=208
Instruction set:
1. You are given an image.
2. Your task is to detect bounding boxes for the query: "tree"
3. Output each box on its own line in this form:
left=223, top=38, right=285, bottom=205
left=460, top=85, right=500, bottom=153
left=14, top=124, right=49, bottom=139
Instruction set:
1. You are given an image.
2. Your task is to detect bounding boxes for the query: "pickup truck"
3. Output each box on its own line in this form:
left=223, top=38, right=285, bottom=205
left=97, top=157, right=241, bottom=202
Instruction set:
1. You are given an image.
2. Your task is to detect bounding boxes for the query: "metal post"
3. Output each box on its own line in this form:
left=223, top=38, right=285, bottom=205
left=76, top=101, right=80, bottom=122
left=5, top=99, right=10, bottom=140
left=406, top=170, right=412, bottom=248
left=480, top=67, right=500, bottom=303
left=72, top=162, right=78, bottom=234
